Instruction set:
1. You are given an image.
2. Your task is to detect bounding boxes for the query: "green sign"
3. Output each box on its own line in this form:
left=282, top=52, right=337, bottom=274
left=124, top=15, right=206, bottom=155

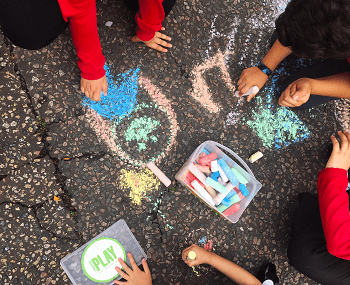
left=81, top=237, right=126, bottom=283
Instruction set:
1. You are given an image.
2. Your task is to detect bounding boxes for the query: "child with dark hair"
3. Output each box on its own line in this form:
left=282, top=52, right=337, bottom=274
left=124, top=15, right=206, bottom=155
left=288, top=131, right=350, bottom=285
left=0, top=0, right=107, bottom=101
left=237, top=0, right=350, bottom=110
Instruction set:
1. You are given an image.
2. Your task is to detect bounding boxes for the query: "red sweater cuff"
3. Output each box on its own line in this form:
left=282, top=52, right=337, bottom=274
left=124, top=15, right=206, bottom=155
left=135, top=26, right=156, bottom=42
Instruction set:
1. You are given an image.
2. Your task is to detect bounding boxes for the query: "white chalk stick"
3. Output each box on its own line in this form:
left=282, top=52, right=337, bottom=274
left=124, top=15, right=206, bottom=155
left=146, top=162, right=171, bottom=187
left=235, top=86, right=259, bottom=97
left=210, top=160, right=219, bottom=172
left=191, top=180, right=215, bottom=207
left=218, top=165, right=229, bottom=183
left=248, top=151, right=263, bottom=163
left=188, top=164, right=217, bottom=197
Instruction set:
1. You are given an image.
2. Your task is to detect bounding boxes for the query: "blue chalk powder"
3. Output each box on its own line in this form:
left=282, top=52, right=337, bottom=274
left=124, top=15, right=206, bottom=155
left=82, top=65, right=140, bottom=120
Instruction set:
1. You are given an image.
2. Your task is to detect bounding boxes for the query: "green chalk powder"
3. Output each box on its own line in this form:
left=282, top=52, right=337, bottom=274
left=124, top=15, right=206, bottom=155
left=124, top=116, right=161, bottom=151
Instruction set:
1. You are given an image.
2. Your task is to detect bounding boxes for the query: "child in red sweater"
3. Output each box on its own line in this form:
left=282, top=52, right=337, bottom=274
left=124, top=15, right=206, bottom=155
left=123, top=0, right=175, bottom=53
left=0, top=0, right=107, bottom=101
left=288, top=131, right=350, bottom=285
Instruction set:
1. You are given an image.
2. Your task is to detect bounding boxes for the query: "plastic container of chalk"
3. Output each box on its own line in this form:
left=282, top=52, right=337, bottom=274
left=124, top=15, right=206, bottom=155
left=175, top=141, right=262, bottom=223
left=60, top=219, right=147, bottom=285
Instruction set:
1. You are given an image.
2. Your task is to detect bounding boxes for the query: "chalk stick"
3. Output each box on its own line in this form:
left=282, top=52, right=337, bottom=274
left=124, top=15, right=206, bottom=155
left=223, top=203, right=240, bottom=216
left=230, top=167, right=249, bottom=184
left=234, top=86, right=259, bottom=97
left=195, top=164, right=211, bottom=175
left=209, top=171, right=220, bottom=181
left=198, top=152, right=217, bottom=166
left=249, top=151, right=263, bottom=163
left=206, top=177, right=228, bottom=194
left=216, top=193, right=242, bottom=212
left=213, top=190, right=236, bottom=205
left=221, top=197, right=232, bottom=206
left=225, top=190, right=236, bottom=199
left=187, top=251, right=196, bottom=261
left=239, top=184, right=249, bottom=196
left=225, top=182, right=235, bottom=192
left=217, top=177, right=227, bottom=186
left=202, top=148, right=210, bottom=155
left=210, top=160, right=219, bottom=172
left=218, top=159, right=239, bottom=186
left=146, top=162, right=171, bottom=187
left=191, top=180, right=215, bottom=206
left=187, top=163, right=216, bottom=197
left=217, top=164, right=229, bottom=183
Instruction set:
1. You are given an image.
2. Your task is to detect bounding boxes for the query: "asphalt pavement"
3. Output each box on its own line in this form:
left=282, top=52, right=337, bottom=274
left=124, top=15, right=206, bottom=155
left=1, top=0, right=350, bottom=284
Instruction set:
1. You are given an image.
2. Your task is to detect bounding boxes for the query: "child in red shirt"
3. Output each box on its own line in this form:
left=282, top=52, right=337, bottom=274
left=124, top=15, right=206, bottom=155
left=0, top=0, right=107, bottom=101
left=288, top=131, right=350, bottom=285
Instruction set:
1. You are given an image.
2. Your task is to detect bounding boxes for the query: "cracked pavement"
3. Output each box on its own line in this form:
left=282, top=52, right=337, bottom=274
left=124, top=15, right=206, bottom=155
left=1, top=0, right=349, bottom=284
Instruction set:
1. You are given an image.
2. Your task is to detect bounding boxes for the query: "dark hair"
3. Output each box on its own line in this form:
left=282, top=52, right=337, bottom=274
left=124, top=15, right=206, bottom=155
left=276, top=0, right=350, bottom=59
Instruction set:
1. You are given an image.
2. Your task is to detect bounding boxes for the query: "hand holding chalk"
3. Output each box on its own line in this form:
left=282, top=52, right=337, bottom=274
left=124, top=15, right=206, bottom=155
left=182, top=244, right=214, bottom=267
left=235, top=86, right=259, bottom=97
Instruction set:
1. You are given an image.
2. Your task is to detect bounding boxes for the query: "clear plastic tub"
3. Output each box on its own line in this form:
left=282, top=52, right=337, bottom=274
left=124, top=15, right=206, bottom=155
left=175, top=141, right=262, bottom=223
left=60, top=219, right=147, bottom=285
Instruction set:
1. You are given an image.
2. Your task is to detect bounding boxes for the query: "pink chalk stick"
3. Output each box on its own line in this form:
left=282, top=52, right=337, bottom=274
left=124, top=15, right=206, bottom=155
left=188, top=163, right=217, bottom=198
left=146, top=162, right=171, bottom=187
left=237, top=192, right=244, bottom=200
left=198, top=152, right=217, bottom=166
left=184, top=172, right=205, bottom=189
left=195, top=164, right=211, bottom=175
left=199, top=152, right=207, bottom=158
left=223, top=203, right=240, bottom=216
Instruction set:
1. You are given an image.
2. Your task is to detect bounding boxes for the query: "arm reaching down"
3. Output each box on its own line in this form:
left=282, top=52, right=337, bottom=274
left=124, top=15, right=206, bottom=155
left=182, top=244, right=261, bottom=285
left=318, top=131, right=350, bottom=260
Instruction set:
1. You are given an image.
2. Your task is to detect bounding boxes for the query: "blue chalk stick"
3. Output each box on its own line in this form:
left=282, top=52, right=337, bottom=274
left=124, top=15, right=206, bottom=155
left=216, top=194, right=241, bottom=212
left=239, top=184, right=249, bottom=196
left=202, top=148, right=210, bottom=155
left=221, top=197, right=231, bottom=206
left=209, top=171, right=220, bottom=181
left=218, top=159, right=239, bottom=186
left=206, top=177, right=228, bottom=194
left=225, top=190, right=236, bottom=199
left=230, top=167, right=249, bottom=184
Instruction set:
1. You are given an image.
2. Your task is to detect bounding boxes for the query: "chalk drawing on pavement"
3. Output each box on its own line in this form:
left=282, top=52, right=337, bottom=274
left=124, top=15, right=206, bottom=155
left=335, top=99, right=350, bottom=132
left=119, top=168, right=160, bottom=205
left=83, top=64, right=179, bottom=167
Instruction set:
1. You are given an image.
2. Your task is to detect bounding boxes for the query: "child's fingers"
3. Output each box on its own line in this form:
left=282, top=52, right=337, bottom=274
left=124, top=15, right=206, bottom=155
left=115, top=266, right=129, bottom=280
left=127, top=253, right=137, bottom=270
left=118, top=258, right=132, bottom=275
left=330, top=135, right=340, bottom=151
left=338, top=131, right=349, bottom=150
left=142, top=258, right=151, bottom=275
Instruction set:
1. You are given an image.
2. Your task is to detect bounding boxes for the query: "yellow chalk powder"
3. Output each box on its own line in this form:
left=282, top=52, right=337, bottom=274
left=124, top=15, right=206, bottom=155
left=119, top=168, right=160, bottom=205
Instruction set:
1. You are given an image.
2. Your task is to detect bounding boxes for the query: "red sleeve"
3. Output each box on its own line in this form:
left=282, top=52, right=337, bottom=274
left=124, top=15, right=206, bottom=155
left=135, top=0, right=164, bottom=41
left=317, top=168, right=350, bottom=260
left=57, top=0, right=105, bottom=80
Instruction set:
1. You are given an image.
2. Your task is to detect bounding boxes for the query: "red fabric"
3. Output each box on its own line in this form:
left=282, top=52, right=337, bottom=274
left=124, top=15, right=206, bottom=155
left=135, top=0, right=164, bottom=41
left=317, top=168, right=350, bottom=260
left=57, top=0, right=105, bottom=80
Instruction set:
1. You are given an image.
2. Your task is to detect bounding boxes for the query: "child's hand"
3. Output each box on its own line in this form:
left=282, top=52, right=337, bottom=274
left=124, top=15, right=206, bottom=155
left=326, top=131, right=350, bottom=171
left=130, top=27, right=172, bottom=53
left=81, top=75, right=108, bottom=101
left=237, top=66, right=268, bottom=102
left=114, top=253, right=152, bottom=285
left=182, top=244, right=214, bottom=267
left=279, top=78, right=311, bottom=107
